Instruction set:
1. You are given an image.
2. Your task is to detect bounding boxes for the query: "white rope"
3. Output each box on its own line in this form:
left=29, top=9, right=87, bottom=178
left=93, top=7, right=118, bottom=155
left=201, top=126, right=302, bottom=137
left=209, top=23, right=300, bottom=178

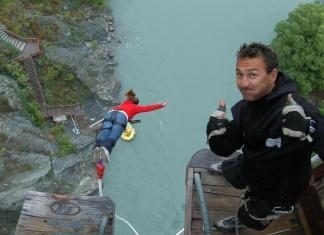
left=90, top=118, right=104, bottom=128
left=116, top=214, right=140, bottom=235
left=99, top=178, right=184, bottom=235
left=175, top=228, right=184, bottom=235
left=266, top=228, right=291, bottom=235
left=98, top=179, right=103, bottom=197
left=98, top=178, right=140, bottom=235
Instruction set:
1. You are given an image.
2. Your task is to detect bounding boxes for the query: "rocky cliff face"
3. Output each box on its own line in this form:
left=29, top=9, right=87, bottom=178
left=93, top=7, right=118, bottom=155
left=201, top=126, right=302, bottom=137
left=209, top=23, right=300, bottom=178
left=0, top=5, right=120, bottom=234
left=43, top=11, right=121, bottom=107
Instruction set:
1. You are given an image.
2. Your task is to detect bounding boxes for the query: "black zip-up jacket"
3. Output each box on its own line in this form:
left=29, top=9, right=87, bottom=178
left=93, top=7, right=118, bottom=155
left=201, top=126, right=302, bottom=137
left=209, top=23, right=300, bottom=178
left=207, top=72, right=324, bottom=204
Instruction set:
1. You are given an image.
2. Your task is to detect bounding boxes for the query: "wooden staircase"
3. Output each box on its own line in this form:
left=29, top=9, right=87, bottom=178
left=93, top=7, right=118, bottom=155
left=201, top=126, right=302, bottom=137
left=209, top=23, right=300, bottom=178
left=74, top=113, right=89, bottom=129
left=0, top=25, right=26, bottom=51
left=1, top=22, right=90, bottom=132
left=43, top=104, right=89, bottom=130
left=22, top=57, right=46, bottom=104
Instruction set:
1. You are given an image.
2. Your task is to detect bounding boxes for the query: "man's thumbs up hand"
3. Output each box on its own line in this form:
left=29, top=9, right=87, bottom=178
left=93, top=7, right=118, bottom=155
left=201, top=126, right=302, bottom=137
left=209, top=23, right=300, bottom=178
left=207, top=99, right=229, bottom=141
left=211, top=99, right=227, bottom=119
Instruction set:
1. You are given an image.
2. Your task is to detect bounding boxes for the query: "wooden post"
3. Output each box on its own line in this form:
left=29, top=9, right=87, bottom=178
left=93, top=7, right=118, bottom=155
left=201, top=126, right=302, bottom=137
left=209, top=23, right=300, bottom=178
left=299, top=163, right=324, bottom=235
left=15, top=191, right=115, bottom=235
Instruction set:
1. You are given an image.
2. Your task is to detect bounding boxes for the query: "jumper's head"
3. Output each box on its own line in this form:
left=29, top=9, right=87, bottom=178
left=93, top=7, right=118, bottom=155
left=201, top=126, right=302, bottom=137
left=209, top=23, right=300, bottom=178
left=125, top=89, right=139, bottom=104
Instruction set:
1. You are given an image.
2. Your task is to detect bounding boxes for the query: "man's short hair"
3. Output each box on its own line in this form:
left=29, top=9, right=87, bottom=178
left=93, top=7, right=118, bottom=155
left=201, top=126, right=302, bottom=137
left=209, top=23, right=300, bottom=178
left=237, top=42, right=278, bottom=73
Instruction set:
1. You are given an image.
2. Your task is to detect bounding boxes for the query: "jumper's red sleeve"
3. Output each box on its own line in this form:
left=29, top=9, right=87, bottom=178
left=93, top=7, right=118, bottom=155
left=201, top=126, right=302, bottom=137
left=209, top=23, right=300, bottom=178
left=134, top=104, right=164, bottom=114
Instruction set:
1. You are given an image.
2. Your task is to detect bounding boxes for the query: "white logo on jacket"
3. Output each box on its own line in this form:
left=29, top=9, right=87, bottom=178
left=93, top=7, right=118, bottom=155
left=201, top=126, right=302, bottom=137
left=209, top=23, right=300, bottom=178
left=265, top=137, right=282, bottom=148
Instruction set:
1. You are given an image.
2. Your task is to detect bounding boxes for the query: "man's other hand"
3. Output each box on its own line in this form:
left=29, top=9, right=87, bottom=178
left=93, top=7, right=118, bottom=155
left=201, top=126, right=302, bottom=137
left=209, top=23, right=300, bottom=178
left=282, top=94, right=312, bottom=141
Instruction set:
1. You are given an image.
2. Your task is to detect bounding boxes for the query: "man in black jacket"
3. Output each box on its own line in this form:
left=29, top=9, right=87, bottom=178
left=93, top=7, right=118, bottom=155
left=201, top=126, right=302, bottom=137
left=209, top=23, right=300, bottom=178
left=207, top=42, right=324, bottom=232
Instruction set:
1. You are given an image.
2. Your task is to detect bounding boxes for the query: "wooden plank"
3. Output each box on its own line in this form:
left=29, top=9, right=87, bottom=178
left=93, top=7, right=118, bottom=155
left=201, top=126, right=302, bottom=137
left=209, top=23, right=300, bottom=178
left=192, top=209, right=234, bottom=219
left=201, top=184, right=242, bottom=198
left=16, top=191, right=114, bottom=235
left=194, top=168, right=233, bottom=187
left=20, top=192, right=114, bottom=223
left=192, top=194, right=304, bottom=235
left=192, top=209, right=303, bottom=232
left=192, top=191, right=241, bottom=212
left=192, top=216, right=304, bottom=235
left=188, top=149, right=240, bottom=169
left=191, top=227, right=305, bottom=235
left=15, top=214, right=113, bottom=235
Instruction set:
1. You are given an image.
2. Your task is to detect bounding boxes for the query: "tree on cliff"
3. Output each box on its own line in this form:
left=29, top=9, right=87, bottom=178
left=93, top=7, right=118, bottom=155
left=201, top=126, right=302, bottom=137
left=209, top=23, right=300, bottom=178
left=271, top=2, right=324, bottom=108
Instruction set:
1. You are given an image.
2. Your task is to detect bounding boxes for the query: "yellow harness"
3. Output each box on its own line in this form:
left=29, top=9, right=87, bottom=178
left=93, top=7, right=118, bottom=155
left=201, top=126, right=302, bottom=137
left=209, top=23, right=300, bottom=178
left=121, top=122, right=135, bottom=141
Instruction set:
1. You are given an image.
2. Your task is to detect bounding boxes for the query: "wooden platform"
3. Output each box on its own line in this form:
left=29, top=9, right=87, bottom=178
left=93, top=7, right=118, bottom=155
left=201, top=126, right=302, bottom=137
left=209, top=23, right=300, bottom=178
left=184, top=149, right=307, bottom=235
left=15, top=191, right=115, bottom=235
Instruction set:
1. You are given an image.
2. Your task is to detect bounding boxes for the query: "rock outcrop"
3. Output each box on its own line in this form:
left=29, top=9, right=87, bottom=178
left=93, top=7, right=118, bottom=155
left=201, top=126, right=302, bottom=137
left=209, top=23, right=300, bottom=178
left=0, top=6, right=120, bottom=234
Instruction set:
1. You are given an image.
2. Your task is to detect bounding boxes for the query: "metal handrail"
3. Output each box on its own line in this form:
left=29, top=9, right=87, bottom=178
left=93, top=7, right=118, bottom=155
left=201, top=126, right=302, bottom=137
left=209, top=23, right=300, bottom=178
left=193, top=172, right=212, bottom=235
left=98, top=215, right=108, bottom=235
left=1, top=28, right=41, bottom=61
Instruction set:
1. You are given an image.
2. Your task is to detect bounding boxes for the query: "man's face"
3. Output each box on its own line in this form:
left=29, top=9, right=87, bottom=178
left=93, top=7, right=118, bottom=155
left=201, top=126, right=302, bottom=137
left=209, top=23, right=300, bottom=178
left=236, top=57, right=277, bottom=101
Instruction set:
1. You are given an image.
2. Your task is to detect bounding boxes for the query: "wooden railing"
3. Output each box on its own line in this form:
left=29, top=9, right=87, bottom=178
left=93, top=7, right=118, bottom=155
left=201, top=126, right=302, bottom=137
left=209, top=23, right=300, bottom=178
left=0, top=26, right=41, bottom=59
left=43, top=104, right=89, bottom=129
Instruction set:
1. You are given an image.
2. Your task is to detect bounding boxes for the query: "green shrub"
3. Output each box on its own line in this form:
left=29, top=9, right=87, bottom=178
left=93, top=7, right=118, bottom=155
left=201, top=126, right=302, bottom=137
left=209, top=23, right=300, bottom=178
left=20, top=87, right=34, bottom=100
left=36, top=57, right=91, bottom=105
left=0, top=97, right=13, bottom=113
left=57, top=134, right=77, bottom=156
left=0, top=132, right=8, bottom=143
left=0, top=0, right=12, bottom=6
left=5, top=62, right=44, bottom=126
left=70, top=0, right=106, bottom=8
left=69, top=29, right=82, bottom=44
left=320, top=108, right=324, bottom=115
left=5, top=62, right=29, bottom=87
left=51, top=124, right=76, bottom=157
left=44, top=63, right=64, bottom=81
left=0, top=45, right=20, bottom=66
left=91, top=40, right=98, bottom=49
left=271, top=2, right=324, bottom=97
left=64, top=73, right=76, bottom=81
left=25, top=101, right=44, bottom=126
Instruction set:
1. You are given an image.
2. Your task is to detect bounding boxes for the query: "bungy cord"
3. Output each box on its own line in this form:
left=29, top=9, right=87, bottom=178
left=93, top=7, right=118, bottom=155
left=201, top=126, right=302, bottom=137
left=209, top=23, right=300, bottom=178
left=97, top=160, right=139, bottom=235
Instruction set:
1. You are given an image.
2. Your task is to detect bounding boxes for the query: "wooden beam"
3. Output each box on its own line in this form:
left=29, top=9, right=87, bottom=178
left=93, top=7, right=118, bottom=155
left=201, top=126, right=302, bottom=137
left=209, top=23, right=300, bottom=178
left=299, top=186, right=324, bottom=235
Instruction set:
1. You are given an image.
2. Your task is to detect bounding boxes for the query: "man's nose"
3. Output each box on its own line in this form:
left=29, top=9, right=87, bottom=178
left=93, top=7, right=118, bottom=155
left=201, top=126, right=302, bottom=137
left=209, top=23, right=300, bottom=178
left=240, top=76, right=250, bottom=88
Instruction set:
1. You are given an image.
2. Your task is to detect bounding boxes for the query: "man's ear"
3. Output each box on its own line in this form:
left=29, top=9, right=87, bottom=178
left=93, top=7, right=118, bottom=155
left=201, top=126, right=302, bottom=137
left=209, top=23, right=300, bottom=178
left=269, top=68, right=278, bottom=83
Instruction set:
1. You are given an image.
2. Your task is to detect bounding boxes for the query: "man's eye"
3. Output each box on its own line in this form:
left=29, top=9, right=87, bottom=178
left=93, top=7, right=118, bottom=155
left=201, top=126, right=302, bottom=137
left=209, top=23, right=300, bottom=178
left=248, top=73, right=257, bottom=78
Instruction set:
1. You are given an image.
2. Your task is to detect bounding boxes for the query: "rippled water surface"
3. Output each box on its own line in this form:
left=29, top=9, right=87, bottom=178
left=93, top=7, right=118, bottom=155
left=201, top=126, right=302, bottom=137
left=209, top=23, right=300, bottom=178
left=104, top=1, right=313, bottom=234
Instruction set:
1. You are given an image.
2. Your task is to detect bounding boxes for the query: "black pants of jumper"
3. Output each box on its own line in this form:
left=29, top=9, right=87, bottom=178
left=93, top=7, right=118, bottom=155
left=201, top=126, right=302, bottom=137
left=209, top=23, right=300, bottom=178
left=221, top=155, right=292, bottom=231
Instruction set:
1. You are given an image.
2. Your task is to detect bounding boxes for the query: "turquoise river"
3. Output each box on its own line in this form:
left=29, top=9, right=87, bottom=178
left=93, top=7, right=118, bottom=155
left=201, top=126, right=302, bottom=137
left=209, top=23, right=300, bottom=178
left=104, top=0, right=313, bottom=234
